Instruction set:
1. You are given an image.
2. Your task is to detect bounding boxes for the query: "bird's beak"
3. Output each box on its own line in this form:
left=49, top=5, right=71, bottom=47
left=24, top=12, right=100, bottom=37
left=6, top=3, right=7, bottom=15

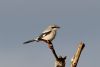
left=56, top=26, right=60, bottom=29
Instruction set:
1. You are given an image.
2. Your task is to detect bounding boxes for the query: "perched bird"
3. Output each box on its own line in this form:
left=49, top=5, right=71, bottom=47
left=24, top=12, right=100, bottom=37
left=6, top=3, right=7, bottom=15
left=23, top=24, right=60, bottom=45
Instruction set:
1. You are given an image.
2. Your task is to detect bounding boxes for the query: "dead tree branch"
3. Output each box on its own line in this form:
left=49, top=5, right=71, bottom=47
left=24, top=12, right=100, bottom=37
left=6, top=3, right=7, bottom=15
left=48, top=43, right=59, bottom=60
left=42, top=40, right=85, bottom=67
left=41, top=40, right=59, bottom=60
left=71, top=42, right=85, bottom=67
left=48, top=43, right=66, bottom=67
left=47, top=42, right=66, bottom=67
left=42, top=39, right=66, bottom=67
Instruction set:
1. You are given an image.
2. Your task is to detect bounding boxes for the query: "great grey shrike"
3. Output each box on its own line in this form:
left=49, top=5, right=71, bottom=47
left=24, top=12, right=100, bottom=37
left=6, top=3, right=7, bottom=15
left=23, top=24, right=60, bottom=44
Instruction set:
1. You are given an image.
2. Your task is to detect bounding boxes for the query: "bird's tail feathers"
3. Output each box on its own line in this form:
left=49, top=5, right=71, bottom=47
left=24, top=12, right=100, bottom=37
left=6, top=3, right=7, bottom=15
left=23, top=39, right=36, bottom=44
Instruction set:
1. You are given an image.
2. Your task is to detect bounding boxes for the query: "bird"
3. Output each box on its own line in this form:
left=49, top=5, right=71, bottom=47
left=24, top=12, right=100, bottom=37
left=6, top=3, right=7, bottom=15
left=23, top=24, right=60, bottom=45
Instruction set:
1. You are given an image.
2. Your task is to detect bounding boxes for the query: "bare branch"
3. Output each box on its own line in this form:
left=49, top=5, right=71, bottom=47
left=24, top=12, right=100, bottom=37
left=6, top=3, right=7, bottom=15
left=49, top=43, right=59, bottom=60
left=48, top=42, right=66, bottom=67
left=71, top=42, right=85, bottom=67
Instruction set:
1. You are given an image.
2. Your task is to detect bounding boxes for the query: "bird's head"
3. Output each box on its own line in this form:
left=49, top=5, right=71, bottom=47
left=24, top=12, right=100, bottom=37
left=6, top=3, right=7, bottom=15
left=49, top=24, right=60, bottom=31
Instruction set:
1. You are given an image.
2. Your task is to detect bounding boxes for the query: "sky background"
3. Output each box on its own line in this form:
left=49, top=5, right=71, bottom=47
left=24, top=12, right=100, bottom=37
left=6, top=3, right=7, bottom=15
left=0, top=0, right=100, bottom=67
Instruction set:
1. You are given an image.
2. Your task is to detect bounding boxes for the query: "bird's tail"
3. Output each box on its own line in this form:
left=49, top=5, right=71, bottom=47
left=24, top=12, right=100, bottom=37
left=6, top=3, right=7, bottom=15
left=23, top=39, right=36, bottom=44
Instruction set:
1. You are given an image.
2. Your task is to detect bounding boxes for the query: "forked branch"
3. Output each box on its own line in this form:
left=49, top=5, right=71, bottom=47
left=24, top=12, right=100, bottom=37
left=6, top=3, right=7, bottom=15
left=42, top=40, right=85, bottom=67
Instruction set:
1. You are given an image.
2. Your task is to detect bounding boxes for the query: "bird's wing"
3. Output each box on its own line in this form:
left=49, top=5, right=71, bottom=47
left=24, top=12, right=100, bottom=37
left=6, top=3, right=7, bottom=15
left=38, top=29, right=51, bottom=39
left=42, top=28, right=51, bottom=33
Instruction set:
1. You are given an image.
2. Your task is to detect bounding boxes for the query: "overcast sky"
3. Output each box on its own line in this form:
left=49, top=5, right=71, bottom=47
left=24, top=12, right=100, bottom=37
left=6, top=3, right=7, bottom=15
left=0, top=0, right=100, bottom=67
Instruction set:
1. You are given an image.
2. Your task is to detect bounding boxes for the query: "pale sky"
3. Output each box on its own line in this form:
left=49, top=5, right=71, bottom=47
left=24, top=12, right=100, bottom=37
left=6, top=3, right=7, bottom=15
left=0, top=0, right=100, bottom=67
